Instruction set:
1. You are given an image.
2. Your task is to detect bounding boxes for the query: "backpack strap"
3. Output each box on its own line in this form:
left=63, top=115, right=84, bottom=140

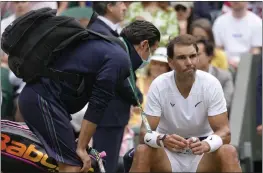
left=51, top=29, right=127, bottom=85
left=40, top=67, right=82, bottom=85
left=40, top=29, right=127, bottom=87
left=86, top=29, right=127, bottom=52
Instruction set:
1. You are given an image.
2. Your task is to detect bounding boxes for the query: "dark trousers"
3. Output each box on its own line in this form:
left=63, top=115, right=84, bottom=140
left=93, top=126, right=125, bottom=173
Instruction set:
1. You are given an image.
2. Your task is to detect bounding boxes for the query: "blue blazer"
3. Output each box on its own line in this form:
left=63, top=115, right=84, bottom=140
left=88, top=18, right=143, bottom=127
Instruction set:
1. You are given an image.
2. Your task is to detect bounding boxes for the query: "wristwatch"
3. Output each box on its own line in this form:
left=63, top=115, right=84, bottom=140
left=158, top=134, right=167, bottom=147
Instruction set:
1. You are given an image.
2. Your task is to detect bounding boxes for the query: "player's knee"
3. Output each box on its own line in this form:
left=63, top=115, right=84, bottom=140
left=136, top=144, right=152, bottom=155
left=217, top=144, right=239, bottom=161
left=134, top=144, right=153, bottom=160
left=132, top=144, right=154, bottom=167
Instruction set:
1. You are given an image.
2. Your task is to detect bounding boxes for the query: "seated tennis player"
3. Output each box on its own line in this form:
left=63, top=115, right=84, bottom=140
left=128, top=35, right=242, bottom=172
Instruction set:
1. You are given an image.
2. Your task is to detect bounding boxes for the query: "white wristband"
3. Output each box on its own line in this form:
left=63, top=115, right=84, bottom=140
left=144, top=131, right=162, bottom=148
left=203, top=134, right=223, bottom=153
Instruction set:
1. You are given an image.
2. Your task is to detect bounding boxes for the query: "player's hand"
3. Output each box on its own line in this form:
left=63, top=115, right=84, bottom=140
left=188, top=137, right=210, bottom=155
left=76, top=148, right=92, bottom=172
left=163, top=134, right=188, bottom=151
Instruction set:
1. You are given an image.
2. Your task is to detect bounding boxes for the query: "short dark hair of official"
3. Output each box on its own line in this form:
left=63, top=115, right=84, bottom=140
left=92, top=2, right=117, bottom=16
left=196, top=39, right=215, bottom=57
left=167, top=34, right=198, bottom=59
left=120, top=20, right=161, bottom=47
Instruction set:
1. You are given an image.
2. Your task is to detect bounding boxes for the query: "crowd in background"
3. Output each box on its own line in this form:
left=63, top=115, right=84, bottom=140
left=1, top=1, right=262, bottom=172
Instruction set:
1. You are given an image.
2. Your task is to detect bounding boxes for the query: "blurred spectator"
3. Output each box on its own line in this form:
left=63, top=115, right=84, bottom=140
left=192, top=2, right=213, bottom=21
left=91, top=2, right=126, bottom=35
left=119, top=126, right=135, bottom=157
left=84, top=2, right=93, bottom=7
left=248, top=2, right=262, bottom=18
left=222, top=1, right=262, bottom=18
left=213, top=2, right=262, bottom=63
left=222, top=1, right=232, bottom=14
left=1, top=2, right=58, bottom=18
left=29, top=2, right=57, bottom=11
left=1, top=54, right=14, bottom=121
left=0, top=2, right=30, bottom=122
left=60, top=7, right=93, bottom=27
left=1, top=2, right=30, bottom=35
left=190, top=18, right=229, bottom=70
left=1, top=2, right=14, bottom=18
left=124, top=2, right=133, bottom=8
left=256, top=58, right=262, bottom=136
left=129, top=47, right=171, bottom=128
left=9, top=71, right=26, bottom=122
left=193, top=2, right=224, bottom=23
left=9, top=72, right=26, bottom=98
left=57, top=1, right=92, bottom=15
left=171, top=1, right=193, bottom=34
left=196, top=39, right=234, bottom=112
left=124, top=2, right=179, bottom=46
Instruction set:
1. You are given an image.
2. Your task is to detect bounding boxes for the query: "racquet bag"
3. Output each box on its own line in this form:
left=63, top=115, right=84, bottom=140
left=1, top=120, right=105, bottom=173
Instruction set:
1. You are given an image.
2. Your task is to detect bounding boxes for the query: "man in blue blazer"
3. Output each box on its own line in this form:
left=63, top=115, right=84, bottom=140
left=88, top=2, right=159, bottom=172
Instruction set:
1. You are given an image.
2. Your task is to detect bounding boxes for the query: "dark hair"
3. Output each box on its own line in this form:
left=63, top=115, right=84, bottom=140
left=189, top=18, right=215, bottom=45
left=120, top=20, right=161, bottom=47
left=196, top=39, right=214, bottom=57
left=173, top=4, right=194, bottom=34
left=167, top=34, right=198, bottom=59
left=92, top=2, right=117, bottom=16
left=186, top=7, right=194, bottom=34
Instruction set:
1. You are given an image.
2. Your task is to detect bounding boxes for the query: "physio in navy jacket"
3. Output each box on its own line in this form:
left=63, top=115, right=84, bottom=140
left=19, top=15, right=160, bottom=173
left=89, top=2, right=148, bottom=172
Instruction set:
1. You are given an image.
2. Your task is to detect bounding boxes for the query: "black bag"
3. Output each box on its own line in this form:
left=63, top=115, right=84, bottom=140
left=1, top=7, right=126, bottom=84
left=123, top=148, right=135, bottom=173
left=1, top=120, right=105, bottom=173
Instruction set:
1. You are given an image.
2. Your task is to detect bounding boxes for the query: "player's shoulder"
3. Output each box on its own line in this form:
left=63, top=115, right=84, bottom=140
left=150, top=71, right=174, bottom=90
left=152, top=71, right=174, bottom=84
left=196, top=70, right=217, bottom=80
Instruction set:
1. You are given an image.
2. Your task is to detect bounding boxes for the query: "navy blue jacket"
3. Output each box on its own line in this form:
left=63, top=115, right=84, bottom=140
left=25, top=36, right=142, bottom=125
left=89, top=18, right=143, bottom=127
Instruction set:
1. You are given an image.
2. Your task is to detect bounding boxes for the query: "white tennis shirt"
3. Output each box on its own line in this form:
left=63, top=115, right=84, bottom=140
left=144, top=70, right=227, bottom=138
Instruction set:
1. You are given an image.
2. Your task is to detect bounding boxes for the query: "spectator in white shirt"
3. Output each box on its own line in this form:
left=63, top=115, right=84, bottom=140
left=30, top=2, right=57, bottom=11
left=213, top=2, right=262, bottom=63
left=1, top=2, right=30, bottom=35
left=1, top=2, right=30, bottom=61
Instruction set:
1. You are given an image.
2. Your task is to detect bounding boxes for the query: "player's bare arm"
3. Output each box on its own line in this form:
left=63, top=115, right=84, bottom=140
left=188, top=111, right=230, bottom=155
left=139, top=116, right=160, bottom=144
left=207, top=111, right=230, bottom=144
left=139, top=116, right=187, bottom=150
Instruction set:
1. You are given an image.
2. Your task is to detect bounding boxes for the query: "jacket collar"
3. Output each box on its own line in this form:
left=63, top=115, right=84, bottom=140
left=125, top=41, right=143, bottom=71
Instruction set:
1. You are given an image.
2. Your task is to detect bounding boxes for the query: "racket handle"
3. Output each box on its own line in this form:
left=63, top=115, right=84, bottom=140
left=98, top=161, right=106, bottom=172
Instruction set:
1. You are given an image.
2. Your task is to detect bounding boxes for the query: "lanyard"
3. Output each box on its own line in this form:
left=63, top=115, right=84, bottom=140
left=121, top=38, right=152, bottom=132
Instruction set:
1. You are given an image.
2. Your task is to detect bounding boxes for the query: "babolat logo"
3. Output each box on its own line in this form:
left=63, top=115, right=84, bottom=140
left=1, top=133, right=59, bottom=172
